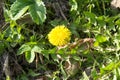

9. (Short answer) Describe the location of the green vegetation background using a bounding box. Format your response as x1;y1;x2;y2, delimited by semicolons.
0;0;120;80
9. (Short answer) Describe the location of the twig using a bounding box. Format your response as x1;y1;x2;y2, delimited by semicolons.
52;2;69;25
69;38;95;49
57;38;95;50
56;2;67;21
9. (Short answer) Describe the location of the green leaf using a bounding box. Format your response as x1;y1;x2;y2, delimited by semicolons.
73;55;81;61
51;54;59;62
17;73;29;80
83;71;89;80
29;0;46;24
70;0;78;11
94;41;99;47
25;51;35;63
115;19;120;26
57;48;66;54
31;45;42;53
84;11;96;24
10;0;32;19
4;8;12;22
10;0;46;24
17;44;31;55
28;69;40;77
94;35;107;47
50;19;61;26
97;16;106;27
91;69;98;79
60;61;67;79
95;35;107;43
103;62;115;71
6;76;10;80
100;61;120;76
24;45;42;63
13;6;29;20
106;17;115;30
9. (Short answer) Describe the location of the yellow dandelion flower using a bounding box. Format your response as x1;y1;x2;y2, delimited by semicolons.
48;25;71;46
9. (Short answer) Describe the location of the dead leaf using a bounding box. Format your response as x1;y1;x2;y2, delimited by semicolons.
111;0;120;8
